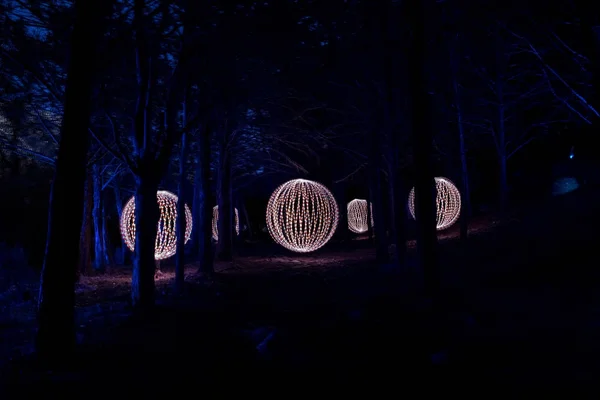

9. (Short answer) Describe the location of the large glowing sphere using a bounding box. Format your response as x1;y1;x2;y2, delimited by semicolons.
347;199;374;234
408;177;461;231
212;206;240;241
266;179;339;253
120;190;193;260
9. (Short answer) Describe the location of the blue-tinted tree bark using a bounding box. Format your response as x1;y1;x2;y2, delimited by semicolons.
175;99;189;293
36;0;114;360
113;184;126;264
196;123;214;276
92;163;105;272
102;198;113;267
78;171;93;277
217;120;233;261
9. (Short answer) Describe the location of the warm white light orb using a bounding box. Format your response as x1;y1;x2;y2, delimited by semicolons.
212;206;240;241
266;179;339;253
120;190;193;260
408;177;461;231
347;199;374;234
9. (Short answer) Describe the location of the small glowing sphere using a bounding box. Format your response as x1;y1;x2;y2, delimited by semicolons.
408;177;461;231
212;206;240;241
347;199;374;234
120;190;193;260
266;178;339;253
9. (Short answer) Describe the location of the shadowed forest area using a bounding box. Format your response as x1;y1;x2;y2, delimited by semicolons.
1;0;600;393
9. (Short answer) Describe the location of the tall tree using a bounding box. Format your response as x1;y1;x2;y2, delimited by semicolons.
408;0;439;296
175;91;189;293
36;0;114;360
216;117;234;261
196;121;214;277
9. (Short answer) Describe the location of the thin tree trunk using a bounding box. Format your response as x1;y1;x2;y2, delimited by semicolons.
102;194;114;267
372;169;389;263
241;200;252;240
113;184;126;264
192;161;202;256
334;183;349;244
197;123;214;276
78;171;93;278
457;96;471;242
36;0;112;360
175;109;189;293
92;164;105;272
451;34;472;243
366;188;374;243
217;122;233;261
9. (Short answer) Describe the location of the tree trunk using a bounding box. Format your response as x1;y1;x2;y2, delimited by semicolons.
389;165;406;264
241;200;252;240
92;164;105;272
217;124;233;261
409;0;438;297
36;0;112;361
113;184;126;264
102;195;114;267
334;183;349;245
380;0;406;266
197;123;214;276
372;168;389;263
366;188;374;243
78;171;93;277
451;34;472;243
131;177;159;311
192;161;202;256
457;98;471;243
175;127;188;293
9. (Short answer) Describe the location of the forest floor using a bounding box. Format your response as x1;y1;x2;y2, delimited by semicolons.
1;187;600;394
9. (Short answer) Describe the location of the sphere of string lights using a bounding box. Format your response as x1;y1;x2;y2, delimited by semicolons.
347;199;374;234
212;206;240;241
408;177;461;231
120;190;193;260
266;178;339;253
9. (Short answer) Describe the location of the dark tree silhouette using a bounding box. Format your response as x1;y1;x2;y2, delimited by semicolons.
175;91;189;293
408;0;439;296
36;0;114;361
195;121;214;277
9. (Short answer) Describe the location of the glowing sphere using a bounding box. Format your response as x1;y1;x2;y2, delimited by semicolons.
212;206;240;241
347;199;374;234
408;177;461;231
266;179;339;253
120;190;193;260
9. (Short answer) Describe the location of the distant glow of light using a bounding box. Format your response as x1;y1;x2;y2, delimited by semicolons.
408;177;461;231
266;179;338;253
552;177;579;196
347;199;374;234
212;206;240;241
120;190;192;260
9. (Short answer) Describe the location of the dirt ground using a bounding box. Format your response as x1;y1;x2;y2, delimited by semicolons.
1;188;600;393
